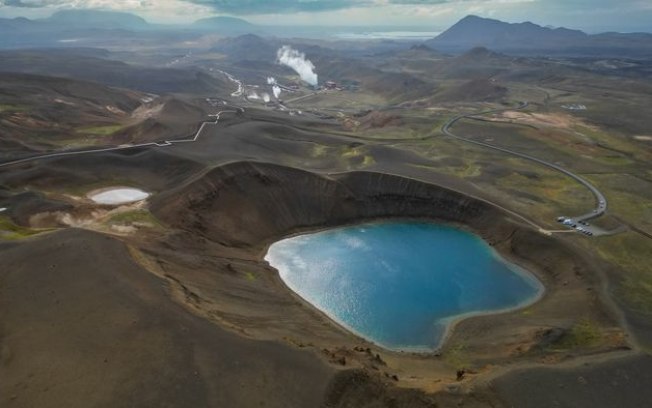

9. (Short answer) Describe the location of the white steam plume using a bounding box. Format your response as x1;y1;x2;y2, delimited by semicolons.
276;45;318;86
262;93;271;103
267;77;277;85
272;85;282;99
247;91;260;100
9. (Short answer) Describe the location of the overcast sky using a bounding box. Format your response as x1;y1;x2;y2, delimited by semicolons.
0;0;650;32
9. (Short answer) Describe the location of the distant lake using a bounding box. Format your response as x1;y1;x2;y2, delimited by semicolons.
266;221;543;351
333;31;441;40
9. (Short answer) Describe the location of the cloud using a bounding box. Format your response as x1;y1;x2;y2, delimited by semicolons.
174;0;511;15
0;0;650;32
184;0;368;14
0;0;213;17
387;0;450;3
0;0;209;11
1;0;65;7
0;0;644;15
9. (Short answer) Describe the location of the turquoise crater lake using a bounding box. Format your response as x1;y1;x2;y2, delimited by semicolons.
265;222;543;351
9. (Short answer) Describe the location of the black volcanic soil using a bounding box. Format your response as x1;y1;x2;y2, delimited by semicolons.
0;229;500;407
0;108;648;407
145;161;620;360
0;229;335;408
0;71;218;160
492;354;652;408
151;161;510;247
0;73;143;159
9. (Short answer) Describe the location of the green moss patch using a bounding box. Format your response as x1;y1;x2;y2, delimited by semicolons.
594;233;652;316
553;319;602;350
76;124;125;136
107;210;162;228
0;103;28;113
0;216;44;240
443;343;469;370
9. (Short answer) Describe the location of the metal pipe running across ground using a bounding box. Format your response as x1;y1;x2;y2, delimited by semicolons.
0;108;243;169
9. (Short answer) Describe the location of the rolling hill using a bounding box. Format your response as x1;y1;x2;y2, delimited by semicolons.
0;73;143;158
0;50;230;95
43;10;149;30
193;16;255;33
0;72;212;159
427;15;652;57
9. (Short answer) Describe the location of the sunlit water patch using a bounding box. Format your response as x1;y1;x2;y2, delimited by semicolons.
266;221;543;351
334;31;441;40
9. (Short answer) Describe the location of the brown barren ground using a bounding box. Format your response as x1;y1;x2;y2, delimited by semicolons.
0;109;648;407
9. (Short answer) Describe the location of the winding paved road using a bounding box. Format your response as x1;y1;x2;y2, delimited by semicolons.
442;102;610;235
0;109;242;169
0;90;614;237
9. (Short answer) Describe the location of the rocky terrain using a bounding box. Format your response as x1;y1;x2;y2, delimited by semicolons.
1;10;651;408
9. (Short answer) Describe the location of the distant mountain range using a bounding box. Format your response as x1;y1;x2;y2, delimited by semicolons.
44;10;149;30
0;10;256;47
1;10;651;58
426;15;652;57
193;16;254;31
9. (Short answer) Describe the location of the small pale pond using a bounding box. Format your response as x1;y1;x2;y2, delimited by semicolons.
89;187;150;205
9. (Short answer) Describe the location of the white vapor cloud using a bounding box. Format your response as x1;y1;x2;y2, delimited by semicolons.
276;45;318;86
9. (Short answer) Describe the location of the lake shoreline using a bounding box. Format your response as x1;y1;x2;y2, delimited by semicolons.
149;161;624;389
265;219;545;353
